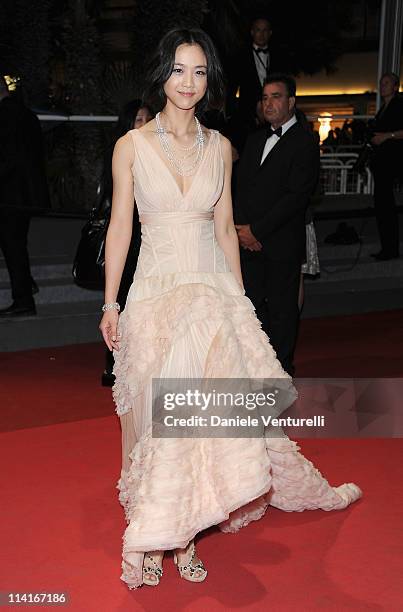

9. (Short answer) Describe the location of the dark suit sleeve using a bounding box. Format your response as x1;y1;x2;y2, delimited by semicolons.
376;95;403;132
250;139;320;242
0;116;18;180
233;134;257;225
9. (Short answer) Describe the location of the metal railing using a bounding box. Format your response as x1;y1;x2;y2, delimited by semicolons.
37;113;376;214
39;116;116;216
320;152;373;195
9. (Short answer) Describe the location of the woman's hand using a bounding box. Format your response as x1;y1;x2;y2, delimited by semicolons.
99;310;121;351
102;133;135;351
371;132;389;146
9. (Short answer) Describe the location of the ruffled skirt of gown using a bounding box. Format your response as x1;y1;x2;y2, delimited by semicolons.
112;271;362;590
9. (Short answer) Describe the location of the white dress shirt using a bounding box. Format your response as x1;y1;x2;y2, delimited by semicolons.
260;114;297;164
253;45;270;87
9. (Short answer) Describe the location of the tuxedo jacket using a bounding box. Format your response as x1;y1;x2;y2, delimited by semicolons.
374;93;403;133
234;122;320;261
227;47;274;121
0;96;50;212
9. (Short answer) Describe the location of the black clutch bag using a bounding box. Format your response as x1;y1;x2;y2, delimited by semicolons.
72;194;111;290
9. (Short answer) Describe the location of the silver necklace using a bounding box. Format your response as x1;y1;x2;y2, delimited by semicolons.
155;112;205;177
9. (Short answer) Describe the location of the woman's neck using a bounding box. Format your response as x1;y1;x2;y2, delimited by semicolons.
160;103;196;136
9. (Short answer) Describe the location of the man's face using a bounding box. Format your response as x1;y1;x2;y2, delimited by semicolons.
251;19;271;48
380;75;399;98
262;82;295;128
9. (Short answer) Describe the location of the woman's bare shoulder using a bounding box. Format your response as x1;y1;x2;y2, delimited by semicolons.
215;132;232;162
115;131;134;149
198;124;230;151
218;132;231;149
138;120;157;136
112;132;135;166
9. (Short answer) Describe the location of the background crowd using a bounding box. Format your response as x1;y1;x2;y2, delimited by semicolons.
0;12;402;366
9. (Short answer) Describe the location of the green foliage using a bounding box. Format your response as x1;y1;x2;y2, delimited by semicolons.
58;1;105;210
0;0;51;107
102;61;138;114
61;1;103;114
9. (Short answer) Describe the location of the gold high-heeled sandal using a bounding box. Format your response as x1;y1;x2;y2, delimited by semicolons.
142;552;164;586
173;541;207;583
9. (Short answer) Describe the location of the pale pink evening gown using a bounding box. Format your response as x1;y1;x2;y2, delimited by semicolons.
112;128;362;589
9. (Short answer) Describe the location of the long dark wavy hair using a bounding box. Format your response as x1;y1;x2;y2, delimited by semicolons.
142;28;225;115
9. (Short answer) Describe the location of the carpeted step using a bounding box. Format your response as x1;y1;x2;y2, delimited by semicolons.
0;301;102;351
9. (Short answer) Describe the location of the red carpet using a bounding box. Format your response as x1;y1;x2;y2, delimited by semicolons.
1;310;403;610
297;309;403;377
1;309;403;432
1;419;402;611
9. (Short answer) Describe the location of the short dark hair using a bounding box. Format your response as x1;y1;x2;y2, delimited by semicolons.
142;28;225;115
263;73;296;97
251;16;272;29
381;72;400;88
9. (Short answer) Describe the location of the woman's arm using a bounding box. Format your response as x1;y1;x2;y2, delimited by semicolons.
99;133;135;350
371;129;403;145
214;135;244;291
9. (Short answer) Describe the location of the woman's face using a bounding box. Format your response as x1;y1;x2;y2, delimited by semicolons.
134;107;152;129
163;43;208;111
380;76;398;99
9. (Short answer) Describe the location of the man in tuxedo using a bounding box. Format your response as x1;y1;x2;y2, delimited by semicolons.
226;17;276;150
234;74;319;375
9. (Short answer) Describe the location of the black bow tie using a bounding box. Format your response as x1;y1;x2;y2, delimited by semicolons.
268;126;282;138
255;47;268;54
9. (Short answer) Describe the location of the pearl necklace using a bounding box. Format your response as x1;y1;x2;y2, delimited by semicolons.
155;112;205;177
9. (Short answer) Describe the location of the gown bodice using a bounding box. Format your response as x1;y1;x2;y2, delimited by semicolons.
129;129;230;278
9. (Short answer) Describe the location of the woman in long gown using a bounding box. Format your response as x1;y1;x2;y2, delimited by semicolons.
99;28;362;590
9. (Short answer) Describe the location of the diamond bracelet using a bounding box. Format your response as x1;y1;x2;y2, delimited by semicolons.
102;302;120;313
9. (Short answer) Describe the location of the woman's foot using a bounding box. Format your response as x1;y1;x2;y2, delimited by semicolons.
142;551;164;586
173;540;207;582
